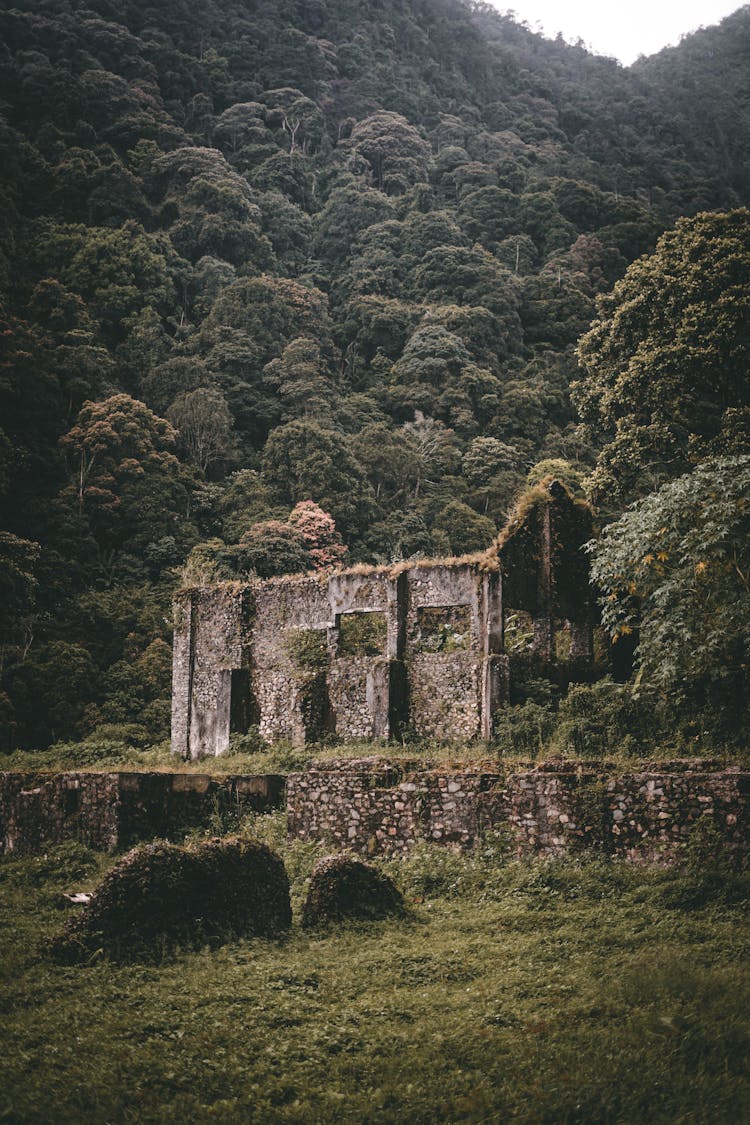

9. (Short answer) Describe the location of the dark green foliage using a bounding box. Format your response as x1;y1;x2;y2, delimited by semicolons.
590;457;750;732
1;0;749;748
554;680;643;758
576;209;750;500
432;499;496;554
338;611;388;657
285;628;328;671
491;699;557;757
302;854;404;927
234;520;312;578
49;838;291;963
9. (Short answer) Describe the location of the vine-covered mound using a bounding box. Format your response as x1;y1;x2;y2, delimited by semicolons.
302;854;404;928
50;838;291;963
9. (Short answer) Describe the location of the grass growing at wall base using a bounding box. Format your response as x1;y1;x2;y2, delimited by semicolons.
1;818;749;1123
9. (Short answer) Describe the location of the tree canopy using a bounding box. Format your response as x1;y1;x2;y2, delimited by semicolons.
590;456;750;726
0;0;749;746
575;209;750;500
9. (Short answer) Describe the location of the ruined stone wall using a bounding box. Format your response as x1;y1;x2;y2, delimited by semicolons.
0;771;284;855
403;563;505;741
4;761;746;864
171;584;255;761
171;481;601;758
172;560;509;757
286;758;750;865
286;758;503;854
0;772;121;854
251;576;331;745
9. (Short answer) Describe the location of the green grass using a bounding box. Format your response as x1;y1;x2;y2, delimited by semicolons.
4;732;747;780
0;735;533;777
1;819;749;1123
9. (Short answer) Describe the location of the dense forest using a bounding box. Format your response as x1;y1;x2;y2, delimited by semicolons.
1;0;749;751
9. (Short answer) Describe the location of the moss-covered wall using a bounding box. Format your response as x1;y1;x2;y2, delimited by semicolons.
287;758;750;865
0;771;285;855
172;561;509;756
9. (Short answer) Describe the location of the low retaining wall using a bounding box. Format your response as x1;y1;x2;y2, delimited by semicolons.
4;760;748;865
286;758;750;864
0;771;285;855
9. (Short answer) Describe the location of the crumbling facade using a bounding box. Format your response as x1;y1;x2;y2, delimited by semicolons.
172;482;596;758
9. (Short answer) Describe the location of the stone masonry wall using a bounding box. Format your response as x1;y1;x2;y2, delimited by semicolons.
4;761;746;865
0;771;284;855
172;584;255;760
172;560;509;757
286;758;750;865
172;481;600;758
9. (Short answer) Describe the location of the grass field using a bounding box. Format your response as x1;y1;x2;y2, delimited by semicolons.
1;814;749;1123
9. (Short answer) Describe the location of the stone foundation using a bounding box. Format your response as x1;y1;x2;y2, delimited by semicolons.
0;771;284;855
286;758;750;864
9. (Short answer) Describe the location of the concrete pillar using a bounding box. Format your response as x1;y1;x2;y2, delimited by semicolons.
213;670;232;757
480;570;506;738
532;505;554;661
367;658;392;739
481;570;503;656
386;572;408;659
481;655;510;740
170;591;194;758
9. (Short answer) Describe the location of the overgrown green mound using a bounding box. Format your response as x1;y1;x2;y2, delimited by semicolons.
50;838;291;963
302;854;404;928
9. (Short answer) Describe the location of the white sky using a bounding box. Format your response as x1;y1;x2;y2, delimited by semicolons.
491;2;743;65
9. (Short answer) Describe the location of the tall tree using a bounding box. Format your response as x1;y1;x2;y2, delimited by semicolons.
590;456;750;726
575;209;750;500
58;394;190;556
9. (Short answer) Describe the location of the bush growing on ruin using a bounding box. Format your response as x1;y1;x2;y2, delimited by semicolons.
50;837;291;962
552;680;642;758
302;854;405;927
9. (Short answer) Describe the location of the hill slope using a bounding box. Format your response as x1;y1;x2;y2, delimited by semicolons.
1;0;748;747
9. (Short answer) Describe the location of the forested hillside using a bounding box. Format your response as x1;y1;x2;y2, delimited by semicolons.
1;0;749;749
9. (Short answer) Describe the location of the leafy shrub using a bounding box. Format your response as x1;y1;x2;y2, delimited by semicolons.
492;700;556;757
42;737;142;767
50;837;291;963
302;854;404;927
284;628;328;670
552;679;642;757
589;456;750;736
337;611;387;657
83;722;152;748
228;726;270;756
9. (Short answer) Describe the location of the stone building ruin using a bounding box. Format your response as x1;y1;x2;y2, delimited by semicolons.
171;480;597;758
